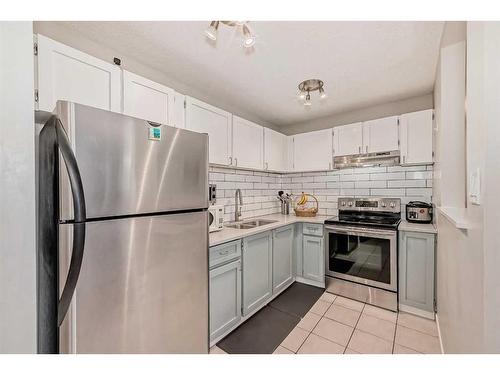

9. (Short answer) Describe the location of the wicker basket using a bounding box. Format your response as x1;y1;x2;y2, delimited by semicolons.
294;193;319;217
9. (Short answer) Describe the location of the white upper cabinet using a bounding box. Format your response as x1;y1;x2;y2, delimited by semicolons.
36;34;121;113
362;116;399;153
185;96;232;166
264;128;287;171
232;116;264;169
333;123;363;156
292;128;333;172
123;70;176;126
399;109;433;165
286;136;294;172
172;92;186;129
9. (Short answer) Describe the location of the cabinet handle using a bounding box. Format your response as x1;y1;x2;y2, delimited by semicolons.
366;145;368;153
329;162;331;169
229;156;233;165
235;158;238;167
402;155;406;164
358;146;361;154
265;162;268;170
219;250;229;256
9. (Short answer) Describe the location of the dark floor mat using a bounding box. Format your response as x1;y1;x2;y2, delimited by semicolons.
217;306;299;354
269;282;325;318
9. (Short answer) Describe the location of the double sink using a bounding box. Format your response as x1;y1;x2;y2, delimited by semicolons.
225;219;278;230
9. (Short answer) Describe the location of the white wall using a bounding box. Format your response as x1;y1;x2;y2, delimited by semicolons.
0;21;37;353
280;94;434;135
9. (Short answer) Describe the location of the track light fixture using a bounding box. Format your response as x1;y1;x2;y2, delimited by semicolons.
297;79;327;106
204;21;219;41
204;21;256;49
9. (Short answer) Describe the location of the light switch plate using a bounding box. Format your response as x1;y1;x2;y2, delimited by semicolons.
469;168;481;205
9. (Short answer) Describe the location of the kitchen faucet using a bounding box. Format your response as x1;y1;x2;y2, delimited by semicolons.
234;189;243;222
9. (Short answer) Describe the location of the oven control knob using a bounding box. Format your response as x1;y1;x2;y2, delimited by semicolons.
348;202;353;207
381;202;387;208
390;202;395;208
341;201;346;206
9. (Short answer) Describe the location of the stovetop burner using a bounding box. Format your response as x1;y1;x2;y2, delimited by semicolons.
324;197;402;230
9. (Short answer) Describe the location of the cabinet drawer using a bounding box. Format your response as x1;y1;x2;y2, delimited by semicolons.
209;240;241;269
302;223;323;237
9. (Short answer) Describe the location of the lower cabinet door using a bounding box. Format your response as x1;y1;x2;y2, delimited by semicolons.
294;223;303;277
272;225;294;295
302;235;324;283
209;259;242;342
242;231;272;316
399;231;435;313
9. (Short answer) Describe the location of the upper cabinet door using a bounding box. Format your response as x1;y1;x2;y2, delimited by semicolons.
36;34;121;113
293;128;333;172
232;116;264;170
400;109;433;165
172;92;186;129
185;96;232;166
333;123;363;156
264;128;287;171
362;116;399;153
123;70;175;126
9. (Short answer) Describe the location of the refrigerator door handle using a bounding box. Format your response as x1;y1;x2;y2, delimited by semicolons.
53;116;87;326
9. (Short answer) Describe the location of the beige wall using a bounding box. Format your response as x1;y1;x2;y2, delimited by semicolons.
480;22;500;353
434;20;483;354
434;21;500;353
0;21;37;353
279;94;434;135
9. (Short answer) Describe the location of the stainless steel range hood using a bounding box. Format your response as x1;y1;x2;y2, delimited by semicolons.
333;150;400;169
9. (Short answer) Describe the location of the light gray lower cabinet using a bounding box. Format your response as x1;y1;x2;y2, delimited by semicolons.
399;231;435;314
294;223;303;277
209;259;242;342
302;234;324;283
242;231;273;316
272;225;294;295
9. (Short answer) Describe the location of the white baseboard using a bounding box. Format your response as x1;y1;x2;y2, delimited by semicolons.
435;313;445;354
399;304;435;320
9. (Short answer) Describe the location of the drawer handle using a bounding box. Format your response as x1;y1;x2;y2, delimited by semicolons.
219;250;229;256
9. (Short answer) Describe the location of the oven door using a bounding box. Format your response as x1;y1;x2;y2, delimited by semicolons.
325;225;397;292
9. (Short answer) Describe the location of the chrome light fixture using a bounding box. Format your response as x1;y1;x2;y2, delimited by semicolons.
297;79;327;106
242;24;256;48
204;21;256;48
204;21;219;41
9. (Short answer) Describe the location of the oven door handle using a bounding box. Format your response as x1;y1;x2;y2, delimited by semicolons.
325;225;396;238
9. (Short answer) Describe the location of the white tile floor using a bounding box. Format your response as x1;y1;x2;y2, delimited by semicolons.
210;292;442;355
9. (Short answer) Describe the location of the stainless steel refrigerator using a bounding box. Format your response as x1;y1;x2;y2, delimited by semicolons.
36;101;209;354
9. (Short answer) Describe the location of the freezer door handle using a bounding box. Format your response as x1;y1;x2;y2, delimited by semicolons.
53;116;87;326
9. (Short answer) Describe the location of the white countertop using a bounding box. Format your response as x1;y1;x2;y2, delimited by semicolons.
209;213;330;247
398;219;437;234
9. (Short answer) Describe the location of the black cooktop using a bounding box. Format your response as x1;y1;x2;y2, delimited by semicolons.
324;211;401;229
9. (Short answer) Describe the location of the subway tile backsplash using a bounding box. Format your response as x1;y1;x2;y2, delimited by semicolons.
209;164;433;222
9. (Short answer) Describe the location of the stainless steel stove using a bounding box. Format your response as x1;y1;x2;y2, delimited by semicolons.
324;197;401;311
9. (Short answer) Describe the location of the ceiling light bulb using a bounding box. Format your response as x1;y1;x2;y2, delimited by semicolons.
304;93;312;106
242;24;256;48
204;21;219;41
319;87;327;99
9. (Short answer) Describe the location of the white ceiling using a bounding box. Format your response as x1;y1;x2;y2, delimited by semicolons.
60;21;444;128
